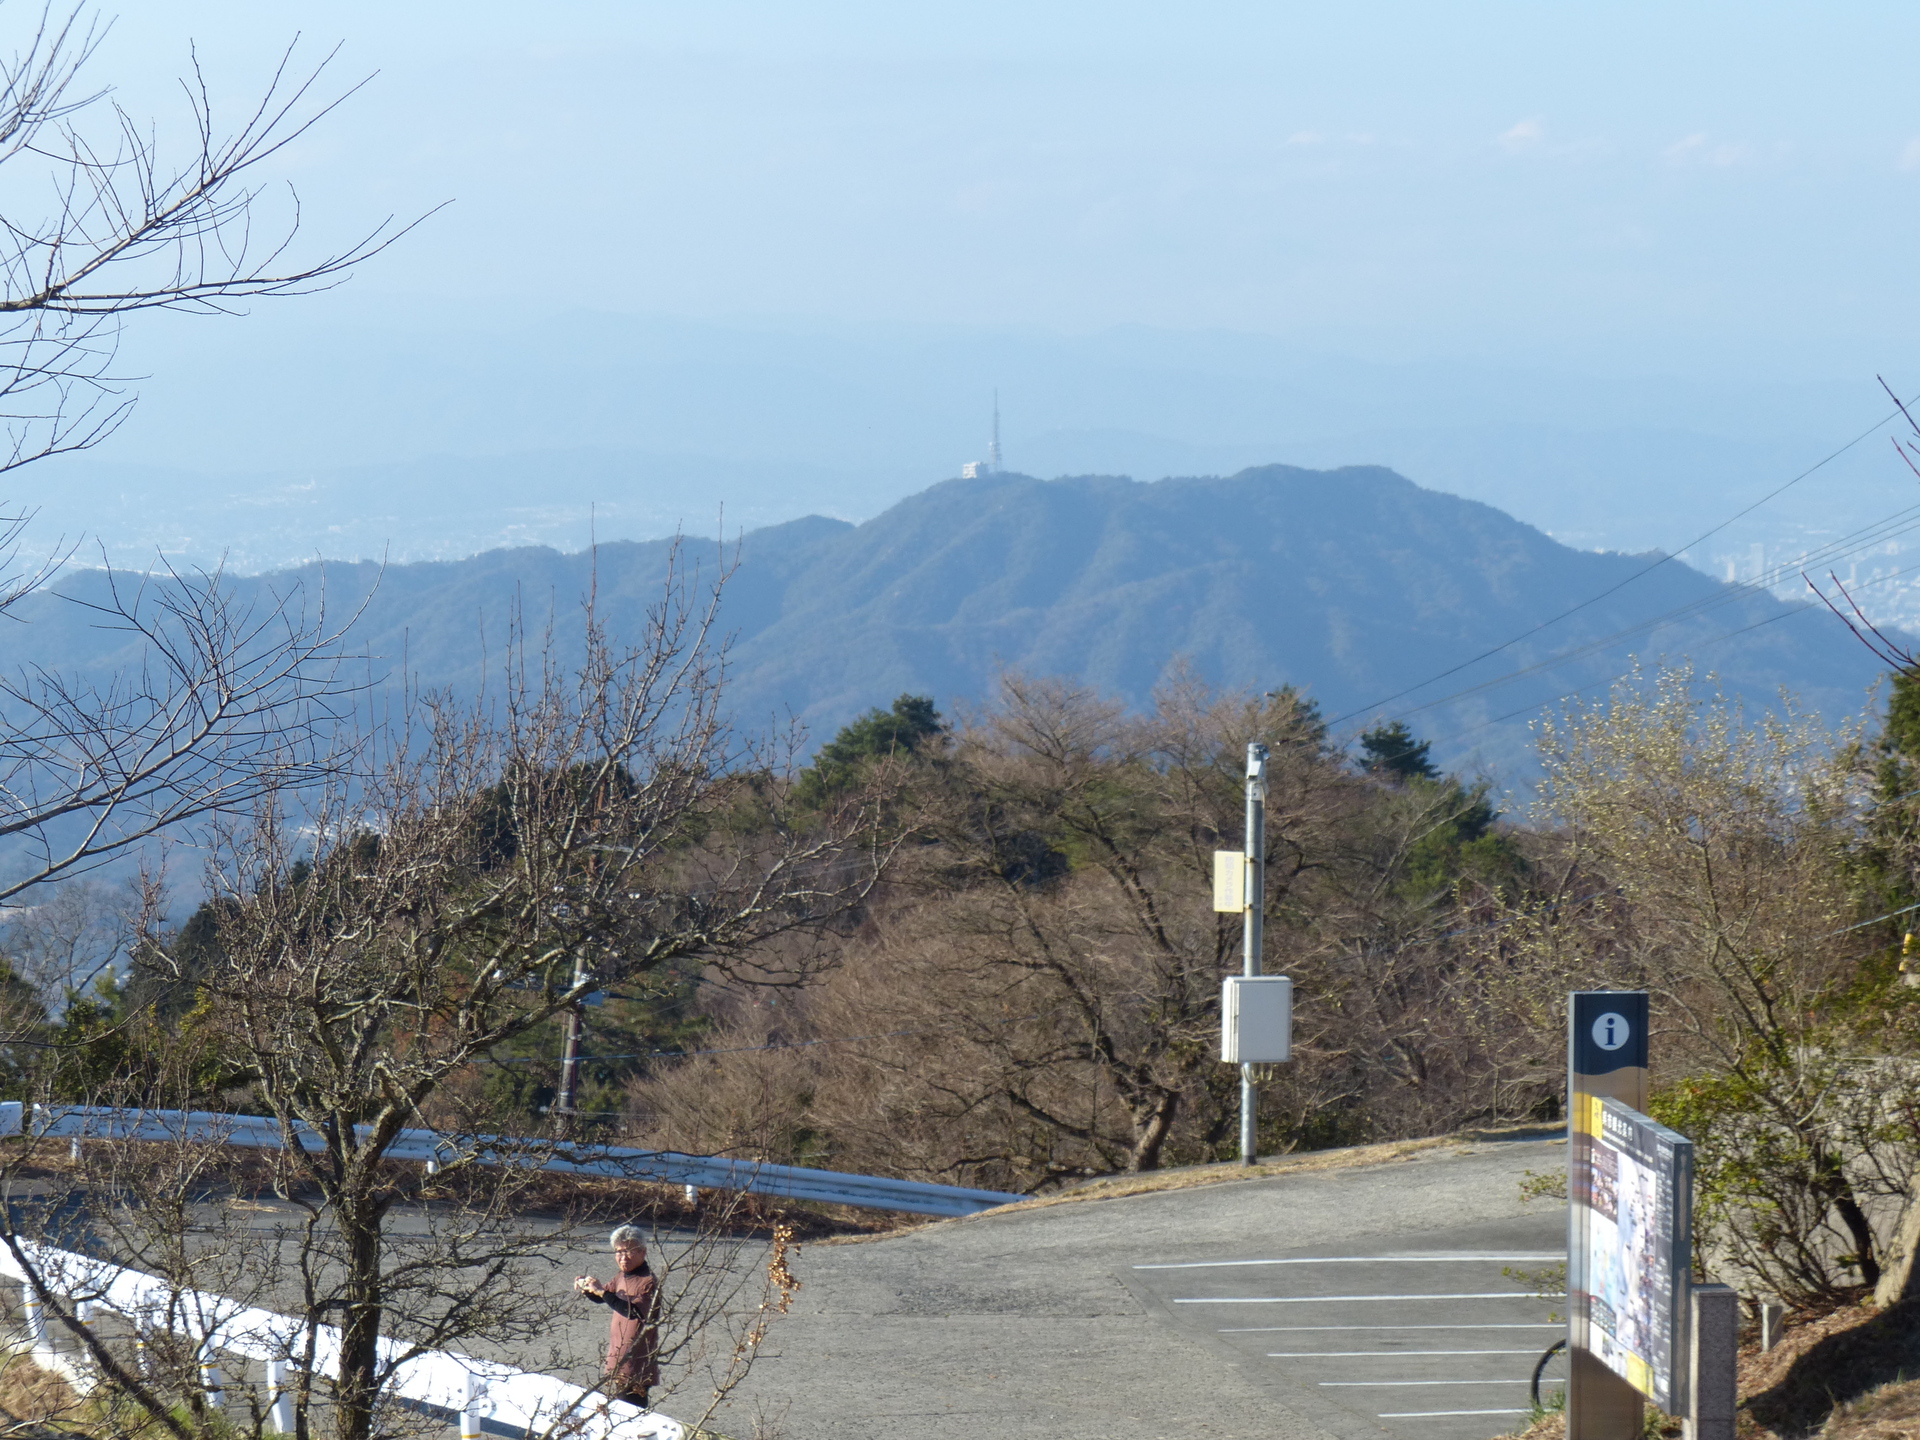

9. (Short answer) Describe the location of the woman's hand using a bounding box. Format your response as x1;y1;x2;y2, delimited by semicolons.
574;1275;604;1298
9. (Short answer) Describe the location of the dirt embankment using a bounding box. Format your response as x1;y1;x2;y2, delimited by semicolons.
1506;1295;1920;1439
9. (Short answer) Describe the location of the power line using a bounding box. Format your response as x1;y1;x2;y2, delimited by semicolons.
1369;488;1920;736
1441;540;1920;749
1439;607;1806;747
480;1006;1070;1068
1329;401;1915;728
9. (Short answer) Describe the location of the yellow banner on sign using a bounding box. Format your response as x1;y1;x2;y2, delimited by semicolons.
1626;1352;1655;1398
1572;1092;1604;1136
1213;850;1246;913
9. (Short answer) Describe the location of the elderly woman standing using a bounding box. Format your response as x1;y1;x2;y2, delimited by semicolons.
573;1225;662;1409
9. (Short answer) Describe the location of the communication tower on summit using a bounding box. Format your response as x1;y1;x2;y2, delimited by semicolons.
961;392;1005;480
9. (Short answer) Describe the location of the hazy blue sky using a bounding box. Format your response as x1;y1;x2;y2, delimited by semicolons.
17;0;1920;581
85;2;1920;374
15;2;1920;771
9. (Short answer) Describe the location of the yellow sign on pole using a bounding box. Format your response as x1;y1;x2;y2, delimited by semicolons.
1212;849;1246;912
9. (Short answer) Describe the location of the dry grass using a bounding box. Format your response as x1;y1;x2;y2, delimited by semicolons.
1500;1296;1920;1439
1740;1297;1920;1438
1500;1415;1682;1439
816;1126;1564;1245
0;1349;84;1433
1819;1379;1920;1438
1819;1379;1920;1439
1506;1417;1566;1440
979;1124;1561;1209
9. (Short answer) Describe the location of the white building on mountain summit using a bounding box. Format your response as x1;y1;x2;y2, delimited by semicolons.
962;393;1003;479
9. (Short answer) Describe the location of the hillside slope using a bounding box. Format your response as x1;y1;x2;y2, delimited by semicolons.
6;465;1885;777
720;465;1874;767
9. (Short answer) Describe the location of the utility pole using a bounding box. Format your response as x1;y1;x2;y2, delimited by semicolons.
1240;741;1268;1165
554;957;586;1134
557;777;609;1135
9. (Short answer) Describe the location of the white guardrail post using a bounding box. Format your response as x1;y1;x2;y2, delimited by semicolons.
198;1340;224;1410
0;1097;1018;1439
266;1357;296;1434
20;1289;45;1357
461;1370;485;1440
0;1225;689;1440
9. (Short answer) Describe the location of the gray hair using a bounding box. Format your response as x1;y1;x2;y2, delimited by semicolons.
609;1225;645;1250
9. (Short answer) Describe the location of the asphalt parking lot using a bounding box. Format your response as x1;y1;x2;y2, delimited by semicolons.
712;1134;1569;1440
1123;1212;1569;1440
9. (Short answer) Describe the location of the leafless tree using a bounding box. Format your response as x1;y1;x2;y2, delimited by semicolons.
0;875;129;995
636;672;1429;1187
1450;666;1910;1305
68;553;890;1440
0;2;417;903
0;557;364;904
0;5;419;475
0;1111;808;1440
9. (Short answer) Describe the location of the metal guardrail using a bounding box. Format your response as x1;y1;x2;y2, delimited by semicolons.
0;1233;683;1440
0;1104;1024;1219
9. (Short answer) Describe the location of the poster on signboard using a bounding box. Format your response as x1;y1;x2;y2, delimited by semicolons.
1570;1094;1693;1411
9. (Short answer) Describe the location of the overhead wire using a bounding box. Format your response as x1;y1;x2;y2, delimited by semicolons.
1361;477;1920;735
1434;553;1920;753
1440;607;1808;746
495;459;1920;1077
479;1004;1071;1067
1328;397;1920;729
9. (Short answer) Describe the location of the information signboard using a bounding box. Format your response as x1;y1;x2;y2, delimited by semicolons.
1570;1093;1693;1411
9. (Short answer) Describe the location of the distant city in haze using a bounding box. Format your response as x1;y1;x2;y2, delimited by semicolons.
32;307;1920;634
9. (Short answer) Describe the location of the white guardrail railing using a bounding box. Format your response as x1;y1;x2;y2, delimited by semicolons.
0;1231;684;1440
3;1103;1024;1219
0;1102;1024;1440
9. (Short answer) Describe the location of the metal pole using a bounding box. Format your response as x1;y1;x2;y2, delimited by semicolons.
461;1371;486;1440
1240;742;1268;1165
555;959;585;1132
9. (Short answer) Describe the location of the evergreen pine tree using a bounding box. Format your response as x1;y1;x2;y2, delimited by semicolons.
1358;720;1440;782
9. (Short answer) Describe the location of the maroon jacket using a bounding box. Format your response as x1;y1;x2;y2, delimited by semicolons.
585;1264;661;1389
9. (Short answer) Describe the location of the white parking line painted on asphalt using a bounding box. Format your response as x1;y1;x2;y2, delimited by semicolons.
1177;1291;1560;1303
1378;1409;1527;1419
1129;1214;1568;1440
1319;1380;1532;1387
1266;1349;1544;1358
1220;1323;1562;1332
1136;1253;1562;1270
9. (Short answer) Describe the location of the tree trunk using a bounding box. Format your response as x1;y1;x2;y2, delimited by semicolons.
1875;1184;1920;1306
334;1201;386;1440
1128;1091;1179;1172
1812;1141;1880;1290
1835;1191;1882;1290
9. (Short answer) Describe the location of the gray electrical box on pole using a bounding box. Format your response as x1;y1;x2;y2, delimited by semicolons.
1222;975;1292;1062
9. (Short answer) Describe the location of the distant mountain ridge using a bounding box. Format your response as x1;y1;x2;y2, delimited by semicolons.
6;465;1888;780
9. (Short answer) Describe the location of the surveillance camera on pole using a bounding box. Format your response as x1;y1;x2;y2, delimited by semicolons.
1215;741;1291;1165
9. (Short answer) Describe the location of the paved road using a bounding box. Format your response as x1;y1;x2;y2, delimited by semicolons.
35;1134;1568;1439
602;1134;1574;1440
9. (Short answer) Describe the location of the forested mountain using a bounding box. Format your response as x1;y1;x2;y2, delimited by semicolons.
9;464;1889;776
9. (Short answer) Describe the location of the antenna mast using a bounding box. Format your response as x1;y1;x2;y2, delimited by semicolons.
988;390;1002;473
